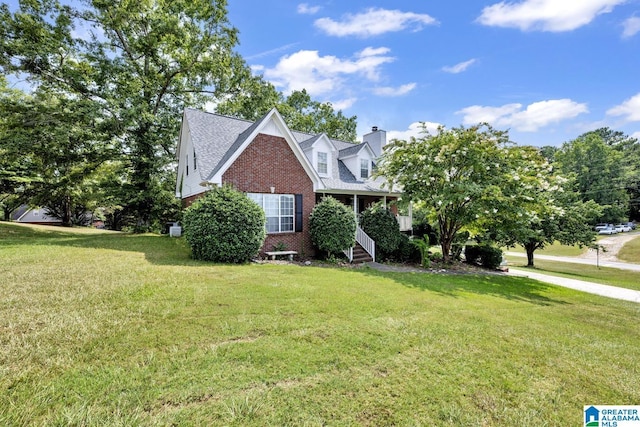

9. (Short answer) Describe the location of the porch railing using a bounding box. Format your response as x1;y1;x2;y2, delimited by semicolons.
344;246;353;262
356;226;375;263
396;215;412;232
343;226;376;263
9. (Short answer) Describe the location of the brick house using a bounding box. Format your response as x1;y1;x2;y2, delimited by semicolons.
175;108;410;261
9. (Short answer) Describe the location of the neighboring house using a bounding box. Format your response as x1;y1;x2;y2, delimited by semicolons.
11;205;63;225
175;107;410;261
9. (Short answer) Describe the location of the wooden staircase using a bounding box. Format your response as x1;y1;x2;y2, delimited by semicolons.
351;242;373;263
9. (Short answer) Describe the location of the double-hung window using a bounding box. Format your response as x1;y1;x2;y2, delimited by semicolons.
248;193;295;233
360;159;370;179
317;152;328;175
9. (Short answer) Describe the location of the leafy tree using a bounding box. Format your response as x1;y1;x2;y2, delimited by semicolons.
309;196;356;257
484;146;601;267
378;123;522;263
1;86;111;226
555;133;628;223
0;0;245;230
581;127;640;221
0;76;37;220
217;86;358;142
182;185;265;263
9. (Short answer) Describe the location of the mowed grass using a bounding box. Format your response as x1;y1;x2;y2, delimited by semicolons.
618;234;640;263
1;223;640;426
506;241;587;257
506;257;640;291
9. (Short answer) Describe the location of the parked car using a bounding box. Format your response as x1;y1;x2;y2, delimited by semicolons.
598;226;619;235
627;222;637;230
594;223;609;231
615;224;632;232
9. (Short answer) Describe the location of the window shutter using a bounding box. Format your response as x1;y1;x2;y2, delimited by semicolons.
295;194;303;232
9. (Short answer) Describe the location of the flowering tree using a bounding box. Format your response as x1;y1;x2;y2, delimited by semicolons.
378;123;521;263
485;146;601;266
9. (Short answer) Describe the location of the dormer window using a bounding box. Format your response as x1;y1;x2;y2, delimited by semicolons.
318;152;328;175
360;159;370;179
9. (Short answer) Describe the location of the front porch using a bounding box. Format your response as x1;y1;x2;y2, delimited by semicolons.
315;193;412;232
316;192;412;263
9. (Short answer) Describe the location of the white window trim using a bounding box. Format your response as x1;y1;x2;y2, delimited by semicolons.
317;151;328;175
360;158;370;179
248;193;295;234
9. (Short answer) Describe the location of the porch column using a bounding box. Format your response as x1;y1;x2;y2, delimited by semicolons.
383;195;387;208
353;194;358;216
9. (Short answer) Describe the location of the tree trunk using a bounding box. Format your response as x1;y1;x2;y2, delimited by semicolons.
524;242;536;267
441;239;452;264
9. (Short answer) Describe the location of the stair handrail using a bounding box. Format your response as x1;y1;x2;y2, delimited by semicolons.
343;246;353;262
356;226;375;263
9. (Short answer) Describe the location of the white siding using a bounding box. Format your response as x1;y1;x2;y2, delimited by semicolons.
176;121;206;199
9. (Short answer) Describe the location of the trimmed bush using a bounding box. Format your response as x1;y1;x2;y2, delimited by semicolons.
464;244;503;269
392;234;422;263
309;196;356;256
182;185;266;263
360;203;403;260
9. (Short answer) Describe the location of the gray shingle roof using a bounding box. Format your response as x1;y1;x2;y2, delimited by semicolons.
182;108;398;194
319;161;391;192
183;108;254;182
338;142;367;159
299;134;324;151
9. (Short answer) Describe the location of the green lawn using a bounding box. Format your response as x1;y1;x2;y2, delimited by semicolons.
2;222;639;426
506;257;640;291
618;234;640;263
506;240;587;257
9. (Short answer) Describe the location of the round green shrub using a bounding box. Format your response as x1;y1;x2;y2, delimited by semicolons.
360;203;403;260
464;244;503;269
392;234;422;263
309;196;356;256
182;185;266;263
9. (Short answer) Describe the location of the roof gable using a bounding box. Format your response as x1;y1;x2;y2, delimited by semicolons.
300;133;337;152
338;142;376;160
181;109;253;182
206;108;324;190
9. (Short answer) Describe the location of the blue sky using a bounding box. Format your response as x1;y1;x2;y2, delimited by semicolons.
227;0;640;146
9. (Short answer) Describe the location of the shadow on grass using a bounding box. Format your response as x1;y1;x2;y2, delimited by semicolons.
0;222;195;266
356;266;569;306
0;222;572;305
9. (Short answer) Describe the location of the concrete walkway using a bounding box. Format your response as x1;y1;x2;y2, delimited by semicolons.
507;268;640;303
506;252;640;272
365;261;640;304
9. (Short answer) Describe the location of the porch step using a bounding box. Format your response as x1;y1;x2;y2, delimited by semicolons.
352;243;373;264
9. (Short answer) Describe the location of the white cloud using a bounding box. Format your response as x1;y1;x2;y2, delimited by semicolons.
631;131;640;140
388;121;442;141
372;83;417;97
457;99;589;131
314;8;438;38
457;103;522;124
297;3;321;15
262;47;395;96
622;16;640;38
477;0;624;32
442;59;477;74
607;93;640;121
331;98;358;110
